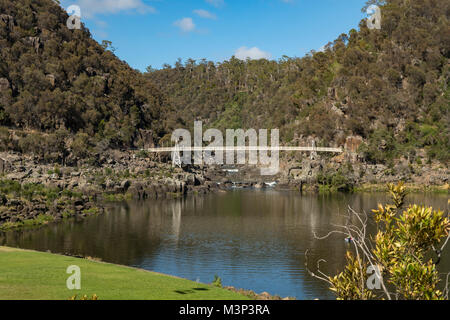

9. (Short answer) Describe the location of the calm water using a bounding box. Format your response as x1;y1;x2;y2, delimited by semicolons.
1;190;448;300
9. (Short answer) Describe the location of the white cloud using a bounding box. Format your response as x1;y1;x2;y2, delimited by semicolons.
174;18;196;32
193;9;217;20
95;20;108;28
234;47;271;60
71;0;156;18
93;29;109;39
205;0;224;8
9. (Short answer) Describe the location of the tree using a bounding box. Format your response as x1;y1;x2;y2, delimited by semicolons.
308;182;450;300
100;40;116;53
70;132;91;161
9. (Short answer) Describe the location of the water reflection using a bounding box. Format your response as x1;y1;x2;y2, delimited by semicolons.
0;190;448;300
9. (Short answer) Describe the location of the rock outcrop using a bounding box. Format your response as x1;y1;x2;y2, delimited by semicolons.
0;77;10;91
0;14;15;31
0;157;11;174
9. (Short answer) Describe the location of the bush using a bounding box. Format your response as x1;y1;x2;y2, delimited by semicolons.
71;132;91;160
0;127;11;151
317;168;354;192
212;275;223;288
310;182;450;300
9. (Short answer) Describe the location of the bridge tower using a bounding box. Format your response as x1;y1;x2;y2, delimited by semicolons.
310;140;318;160
172;140;182;168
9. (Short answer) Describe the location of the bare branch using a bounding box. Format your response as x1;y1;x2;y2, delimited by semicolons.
304;249;332;285
444;272;450;300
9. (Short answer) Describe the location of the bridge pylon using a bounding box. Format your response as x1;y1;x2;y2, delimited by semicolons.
172;141;182;168
310;141;318;160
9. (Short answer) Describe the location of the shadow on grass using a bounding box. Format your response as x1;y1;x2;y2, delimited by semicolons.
174;290;190;295
174;287;210;295
193;288;209;291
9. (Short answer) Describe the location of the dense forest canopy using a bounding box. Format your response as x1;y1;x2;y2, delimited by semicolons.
0;0;448;166
147;0;449;165
0;0;170;160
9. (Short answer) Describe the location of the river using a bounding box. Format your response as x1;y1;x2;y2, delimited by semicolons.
1;190;448;300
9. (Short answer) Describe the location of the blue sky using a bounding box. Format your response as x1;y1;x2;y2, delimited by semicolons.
61;0;369;71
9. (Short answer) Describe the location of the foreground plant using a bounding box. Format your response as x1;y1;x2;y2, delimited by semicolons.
68;294;99;300
307;182;450;300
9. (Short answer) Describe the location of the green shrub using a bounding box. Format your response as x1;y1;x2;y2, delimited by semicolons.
314;183;450;300
212;275;223;288
317;169;354;193
136;150;149;158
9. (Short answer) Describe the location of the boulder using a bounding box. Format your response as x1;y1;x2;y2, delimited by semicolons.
345;135;363;153
254;183;265;189
194;174;205;186
46;74;55;87
23;36;42;53
121;180;131;191
259;292;271;300
331;104;344;116
7;170;31;180
102;179;114;189
137;129;155;149
0;78;10;91
128;182;146;200
0;158;11;174
85;67;96;76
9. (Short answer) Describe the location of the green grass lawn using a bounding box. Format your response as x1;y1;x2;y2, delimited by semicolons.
0;246;249;300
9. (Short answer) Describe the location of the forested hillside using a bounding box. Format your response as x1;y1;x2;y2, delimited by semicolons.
147;0;449;165
0;0;170;163
0;0;448;167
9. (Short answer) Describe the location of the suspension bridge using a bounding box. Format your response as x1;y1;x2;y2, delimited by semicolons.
142;142;343;167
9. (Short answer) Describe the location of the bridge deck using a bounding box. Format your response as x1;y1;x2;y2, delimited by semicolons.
144;146;343;153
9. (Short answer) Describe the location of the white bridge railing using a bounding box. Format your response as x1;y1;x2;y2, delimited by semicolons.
143;146;343;153
143;144;343;168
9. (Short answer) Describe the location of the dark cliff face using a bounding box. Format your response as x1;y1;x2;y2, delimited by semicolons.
0;0;168;151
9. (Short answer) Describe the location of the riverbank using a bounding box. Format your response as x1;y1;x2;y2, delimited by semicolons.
0;150;448;231
0;246;249;300
0;150;218;230
353;183;449;193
